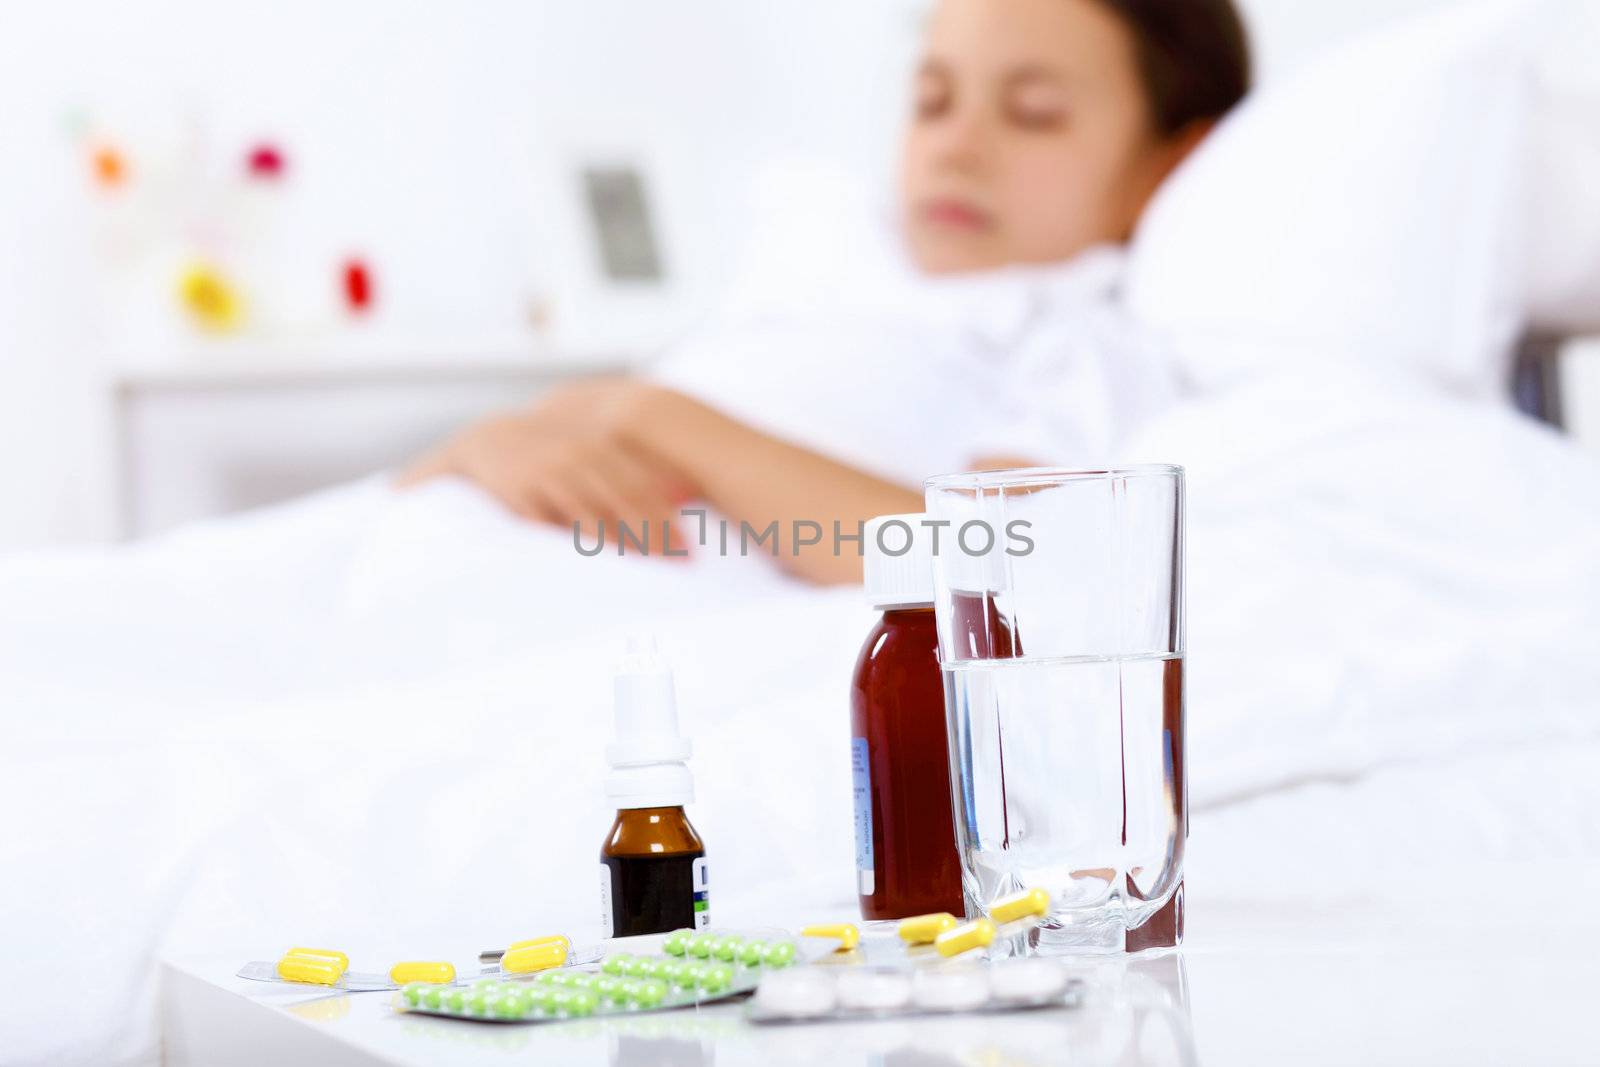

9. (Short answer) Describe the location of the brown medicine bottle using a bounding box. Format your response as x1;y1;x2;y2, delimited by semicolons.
851;514;963;920
599;638;709;937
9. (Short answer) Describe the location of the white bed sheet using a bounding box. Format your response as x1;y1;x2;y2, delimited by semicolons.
3;375;1599;1065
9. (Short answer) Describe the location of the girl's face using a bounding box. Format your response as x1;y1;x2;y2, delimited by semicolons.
901;0;1190;274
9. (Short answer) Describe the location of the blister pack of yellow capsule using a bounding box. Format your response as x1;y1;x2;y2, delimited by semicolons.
237;936;600;993
397;929;828;1023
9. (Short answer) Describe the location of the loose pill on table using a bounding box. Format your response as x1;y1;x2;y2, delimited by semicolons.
739;940;768;967
990;887;1051;924
276;956;343;986
763;940;797;968
662;928;695;956
287;947;350;971
911;967;991;1012
389;961;456;986
837;969;913;1011
800;923;860;951
752;969;837;1017
934;918;996;958
898;912;959;944
501;941;567;974
989;958;1070;1003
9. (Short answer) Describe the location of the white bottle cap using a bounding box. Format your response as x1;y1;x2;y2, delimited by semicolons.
606;635;695;809
863;513;936;610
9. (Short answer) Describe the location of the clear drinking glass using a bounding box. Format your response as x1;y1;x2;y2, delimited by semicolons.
925;466;1186;954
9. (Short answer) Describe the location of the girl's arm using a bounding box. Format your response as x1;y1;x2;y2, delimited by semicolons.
622;383;922;584
400;377;921;585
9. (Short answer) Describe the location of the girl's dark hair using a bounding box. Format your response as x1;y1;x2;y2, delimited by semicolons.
1096;0;1252;135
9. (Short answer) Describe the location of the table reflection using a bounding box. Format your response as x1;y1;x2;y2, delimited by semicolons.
602;953;1196;1067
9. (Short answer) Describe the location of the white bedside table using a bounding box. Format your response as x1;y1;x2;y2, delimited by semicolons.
109;344;630;539
159;898;1600;1066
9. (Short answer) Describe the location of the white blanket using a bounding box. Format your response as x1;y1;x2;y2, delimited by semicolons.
3;367;1599;1065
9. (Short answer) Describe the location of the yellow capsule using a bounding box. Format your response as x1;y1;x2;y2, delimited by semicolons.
500;940;568;974
388;961;456;985
897;912;959;945
800;923;860;952
934;918;996;958
508;934;571;955
286;947;350;971
276;955;344;986
990;887;1051;924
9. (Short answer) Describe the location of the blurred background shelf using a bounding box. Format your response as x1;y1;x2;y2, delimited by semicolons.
111;346;631;539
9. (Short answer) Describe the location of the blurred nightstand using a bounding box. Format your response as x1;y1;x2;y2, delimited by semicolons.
110;344;630;539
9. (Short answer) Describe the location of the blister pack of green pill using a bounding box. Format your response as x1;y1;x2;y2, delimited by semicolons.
396;928;816;1023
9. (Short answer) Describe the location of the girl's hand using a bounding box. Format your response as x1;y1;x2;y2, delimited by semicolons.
397;379;695;551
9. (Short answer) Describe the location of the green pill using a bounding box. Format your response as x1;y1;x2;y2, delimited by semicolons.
662;929;694;956
700;963;734;994
633;979;668;1009
594;975;620;1001
463;991;488;1015
623;956;653;978
472;977;505;993
569;972;599;991
712;936;745;962
677;961;706;985
656;960;684;986
601;954;630;976
687;934;715;959
763;941;797;968
402;982;425;1006
566;989;599;1017
421;985;447;1010
494;991;528;1019
739;940;768;967
443;987;467;1012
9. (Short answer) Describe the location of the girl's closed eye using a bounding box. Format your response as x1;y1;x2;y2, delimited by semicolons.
915;67;954;120
1005;78;1070;131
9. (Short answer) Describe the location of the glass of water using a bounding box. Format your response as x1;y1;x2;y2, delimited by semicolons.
925;466;1185;954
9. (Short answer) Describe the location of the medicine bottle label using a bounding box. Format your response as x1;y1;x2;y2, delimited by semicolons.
851;737;875;895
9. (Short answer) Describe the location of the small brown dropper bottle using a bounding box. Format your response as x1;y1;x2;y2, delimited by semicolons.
599;637;708;937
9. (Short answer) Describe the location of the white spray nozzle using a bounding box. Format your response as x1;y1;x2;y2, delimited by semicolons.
606;635;694;808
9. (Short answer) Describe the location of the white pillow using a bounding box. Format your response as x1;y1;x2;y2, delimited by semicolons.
1124;1;1544;397
1523;0;1600;332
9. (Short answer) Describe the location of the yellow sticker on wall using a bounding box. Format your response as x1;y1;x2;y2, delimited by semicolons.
178;262;244;332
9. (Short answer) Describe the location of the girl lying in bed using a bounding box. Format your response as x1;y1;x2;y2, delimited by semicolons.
400;0;1250;584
